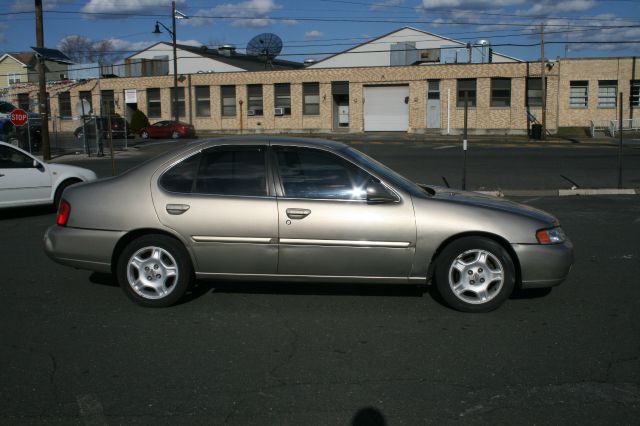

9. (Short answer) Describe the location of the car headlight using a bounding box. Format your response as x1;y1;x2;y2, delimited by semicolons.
536;226;567;244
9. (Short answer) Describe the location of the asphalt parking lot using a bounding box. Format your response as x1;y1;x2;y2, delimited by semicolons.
1;190;639;424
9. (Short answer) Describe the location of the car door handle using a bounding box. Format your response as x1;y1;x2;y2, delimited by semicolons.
286;208;311;219
166;204;190;215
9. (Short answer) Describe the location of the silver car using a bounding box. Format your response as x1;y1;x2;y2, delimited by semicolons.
43;137;573;312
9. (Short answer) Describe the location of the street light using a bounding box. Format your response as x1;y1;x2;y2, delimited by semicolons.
153;1;187;124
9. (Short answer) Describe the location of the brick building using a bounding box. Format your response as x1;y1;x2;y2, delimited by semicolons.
4;56;639;136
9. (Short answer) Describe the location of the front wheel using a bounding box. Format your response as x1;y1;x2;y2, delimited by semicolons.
171;130;180;139
141;131;149;139
434;237;515;313
117;235;193;307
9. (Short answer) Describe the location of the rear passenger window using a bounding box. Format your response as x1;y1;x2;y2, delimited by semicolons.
159;146;267;197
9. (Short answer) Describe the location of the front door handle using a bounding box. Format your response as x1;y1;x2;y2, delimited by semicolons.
286;208;311;220
166;204;190;215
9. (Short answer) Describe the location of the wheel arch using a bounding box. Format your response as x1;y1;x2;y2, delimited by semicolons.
111;228;196;275
53;177;83;203
427;231;522;286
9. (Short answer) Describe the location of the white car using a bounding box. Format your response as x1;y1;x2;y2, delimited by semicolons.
0;141;97;209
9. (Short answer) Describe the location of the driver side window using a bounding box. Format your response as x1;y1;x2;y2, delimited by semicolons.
0;145;33;169
274;146;373;200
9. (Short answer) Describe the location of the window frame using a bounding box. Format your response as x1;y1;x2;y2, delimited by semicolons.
569;80;589;109
221;85;236;117
247;84;264;116
490;77;511;107
58;91;72;119
147;88;162;118
195;85;211;117
274;83;291;115
597;80;617;109
303;82;320;115
456;79;476;107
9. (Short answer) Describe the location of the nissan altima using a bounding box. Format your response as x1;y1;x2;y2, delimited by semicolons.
43;137;573;312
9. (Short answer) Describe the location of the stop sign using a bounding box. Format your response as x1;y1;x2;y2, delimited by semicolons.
9;108;29;126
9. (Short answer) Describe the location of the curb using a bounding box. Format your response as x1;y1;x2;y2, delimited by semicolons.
477;189;638;197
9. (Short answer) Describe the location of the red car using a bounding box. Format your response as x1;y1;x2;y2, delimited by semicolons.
140;121;196;139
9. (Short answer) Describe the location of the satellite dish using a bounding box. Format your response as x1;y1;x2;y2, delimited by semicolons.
75;99;92;116
246;33;283;68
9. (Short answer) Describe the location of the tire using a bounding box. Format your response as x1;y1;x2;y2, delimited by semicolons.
116;235;193;307
434;236;515;313
141;131;149;139
53;179;80;210
171;131;180;139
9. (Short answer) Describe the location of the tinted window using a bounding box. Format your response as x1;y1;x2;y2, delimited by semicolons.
159;152;202;193
0;145;33;169
159;147;267;197
195;147;266;196
275;147;371;200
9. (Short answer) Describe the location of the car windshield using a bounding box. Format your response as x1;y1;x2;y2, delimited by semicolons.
339;146;430;198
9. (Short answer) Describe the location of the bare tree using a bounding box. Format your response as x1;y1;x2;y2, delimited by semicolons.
59;36;121;64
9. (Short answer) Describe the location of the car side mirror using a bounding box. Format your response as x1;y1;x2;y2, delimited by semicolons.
33;160;44;172
366;181;397;204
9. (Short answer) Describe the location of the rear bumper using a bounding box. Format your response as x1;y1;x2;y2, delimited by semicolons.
43;225;125;273
512;240;574;288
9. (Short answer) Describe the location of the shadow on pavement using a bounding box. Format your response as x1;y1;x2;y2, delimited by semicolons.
0;205;55;220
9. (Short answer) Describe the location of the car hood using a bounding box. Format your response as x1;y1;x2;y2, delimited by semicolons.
421;185;558;225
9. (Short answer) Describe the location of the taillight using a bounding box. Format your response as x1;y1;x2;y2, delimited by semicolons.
57;200;71;226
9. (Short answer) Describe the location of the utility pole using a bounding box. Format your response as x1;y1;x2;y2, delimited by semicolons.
35;0;51;160
540;23;547;141
172;0;179;123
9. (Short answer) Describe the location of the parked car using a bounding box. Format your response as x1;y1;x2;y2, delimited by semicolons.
0;141;97;209
74;116;130;140
43;137;573;311
140;121;196;139
0;101;42;152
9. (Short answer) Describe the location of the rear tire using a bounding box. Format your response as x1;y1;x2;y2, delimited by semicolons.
117;235;193;307
434;236;515;313
141;131;149;139
171;131;180;139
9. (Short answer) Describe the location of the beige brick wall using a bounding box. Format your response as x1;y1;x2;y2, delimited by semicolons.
7;57;638;134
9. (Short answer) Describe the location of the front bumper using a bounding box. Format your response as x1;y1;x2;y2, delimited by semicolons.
512;240;574;288
43;225;125;273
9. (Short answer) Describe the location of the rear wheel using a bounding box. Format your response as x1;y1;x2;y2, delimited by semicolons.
171;130;180;139
141;131;149;139
435;236;515;313
117;235;193;307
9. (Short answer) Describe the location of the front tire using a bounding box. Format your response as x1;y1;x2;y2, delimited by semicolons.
434;237;515;313
171;130;180;139
141;131;149;139
117;235;193;307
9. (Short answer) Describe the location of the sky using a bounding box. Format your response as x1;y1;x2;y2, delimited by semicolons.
1;0;639;64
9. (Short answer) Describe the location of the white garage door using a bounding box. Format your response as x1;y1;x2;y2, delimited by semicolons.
364;85;409;131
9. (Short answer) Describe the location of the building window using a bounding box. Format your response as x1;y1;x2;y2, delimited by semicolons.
526;78;542;107
101;90;115;115
221;85;236;117
247;84;263;116
7;73;21;85
79;91;92;115
597;80;617;109
570;81;589;108
58;92;72;119
17;93;30;111
457;79;476;107
632;80;640;107
195;86;210;117
147;88;161;118
171;87;185;118
491;78;511;107
274;83;291;115
303;82;320;115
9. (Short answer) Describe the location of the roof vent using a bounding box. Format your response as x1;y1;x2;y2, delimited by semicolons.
218;45;236;56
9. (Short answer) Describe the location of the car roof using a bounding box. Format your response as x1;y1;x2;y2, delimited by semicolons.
188;136;349;151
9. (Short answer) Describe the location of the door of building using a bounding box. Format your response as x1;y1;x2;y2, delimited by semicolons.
427;80;441;129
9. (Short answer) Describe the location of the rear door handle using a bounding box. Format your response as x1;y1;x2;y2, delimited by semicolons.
166;204;190;215
286;208;311;219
